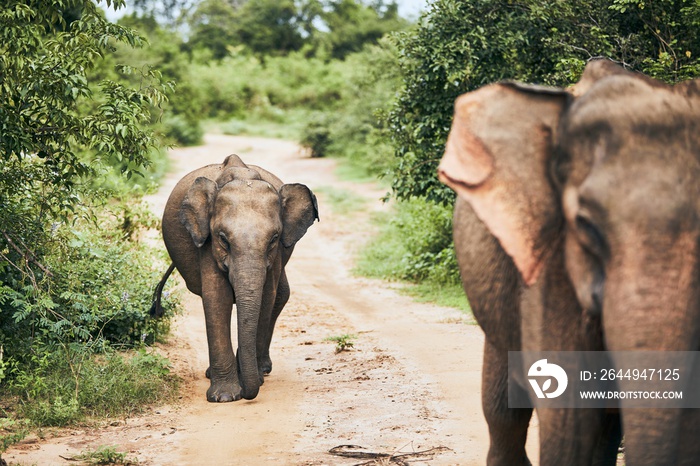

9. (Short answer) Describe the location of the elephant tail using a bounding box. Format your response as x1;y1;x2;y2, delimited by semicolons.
149;263;176;318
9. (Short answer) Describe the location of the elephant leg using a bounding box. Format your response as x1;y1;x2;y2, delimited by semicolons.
678;409;700;464
591;410;622;466
537;407;616;466
201;258;241;402
257;270;289;375
482;339;532;466
453;198;530;463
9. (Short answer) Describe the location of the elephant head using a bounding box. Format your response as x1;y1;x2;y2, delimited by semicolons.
439;59;700;464
179;163;318;400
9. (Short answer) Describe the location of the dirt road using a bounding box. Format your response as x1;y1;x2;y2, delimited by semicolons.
6;135;538;465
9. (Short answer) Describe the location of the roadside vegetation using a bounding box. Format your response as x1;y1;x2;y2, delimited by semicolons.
74;445;138;465
313;186;368;216
0;0;179;455
2;0;700;457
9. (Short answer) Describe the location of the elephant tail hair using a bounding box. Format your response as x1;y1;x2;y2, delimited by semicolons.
149;263;176;318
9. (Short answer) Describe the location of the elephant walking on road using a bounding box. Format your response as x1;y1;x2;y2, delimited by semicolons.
151;154;319;402
439;59;700;465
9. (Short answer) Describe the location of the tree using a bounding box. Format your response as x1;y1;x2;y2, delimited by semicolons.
131;0;199;24
320;0;407;59
0;0;171;381
233;0;305;57
607;0;700;81
388;0;700;204
185;0;239;60
1;0;168;217
183;0;409;60
389;0;557;204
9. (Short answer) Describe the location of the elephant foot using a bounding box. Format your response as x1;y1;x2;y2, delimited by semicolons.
206;379;242;403
259;357;272;376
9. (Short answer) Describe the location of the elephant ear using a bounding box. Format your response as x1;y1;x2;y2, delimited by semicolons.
438;82;569;286
280;184;319;248
179;177;218;248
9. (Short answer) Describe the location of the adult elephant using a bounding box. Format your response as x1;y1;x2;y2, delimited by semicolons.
439;59;700;465
151;154;319;402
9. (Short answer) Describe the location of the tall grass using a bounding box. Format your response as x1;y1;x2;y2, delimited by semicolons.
14;350;178;426
313;186;368;216
355;198;469;312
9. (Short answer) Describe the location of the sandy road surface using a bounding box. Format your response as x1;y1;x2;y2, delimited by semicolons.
5;135;538;465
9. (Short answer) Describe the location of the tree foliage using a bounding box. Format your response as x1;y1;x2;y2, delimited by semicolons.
113;14;203;145
234;0;306;57
0;0;170;216
319;0;408;59
184;0;408;60
130;0;200;23
388;0;700;203
0;0;177;423
185;0;239;60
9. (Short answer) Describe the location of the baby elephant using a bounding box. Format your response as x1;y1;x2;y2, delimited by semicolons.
151;154;319;402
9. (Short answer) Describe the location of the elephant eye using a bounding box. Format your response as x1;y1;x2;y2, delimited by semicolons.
269;233;279;249
219;232;230;250
575;214;607;259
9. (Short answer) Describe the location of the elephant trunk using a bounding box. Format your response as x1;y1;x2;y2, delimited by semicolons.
619;409;682;465
230;264;266;400
603;238;700;464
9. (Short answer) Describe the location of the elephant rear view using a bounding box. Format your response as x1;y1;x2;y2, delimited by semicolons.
152;154;318;402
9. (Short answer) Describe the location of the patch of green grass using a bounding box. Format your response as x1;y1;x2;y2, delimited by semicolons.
333;157;386;185
354;199;471;314
403;282;471;313
75;445;136;465
9;350;179;428
356;230;470;312
0;418;29;455
324;334;356;353
314;186;368;216
354;211;403;277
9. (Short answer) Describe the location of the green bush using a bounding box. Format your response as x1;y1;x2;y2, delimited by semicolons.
160;113;204;146
300;115;332;158
14;349;178;426
0;202;177;369
0;191;179;431
186;51;345;120
49;223;175;347
356;197;467;310
356;197;459;284
314;39;401;177
0;3;182;453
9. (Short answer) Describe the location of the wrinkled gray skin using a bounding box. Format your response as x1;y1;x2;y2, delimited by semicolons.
155;154;318;402
439;59;700;465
